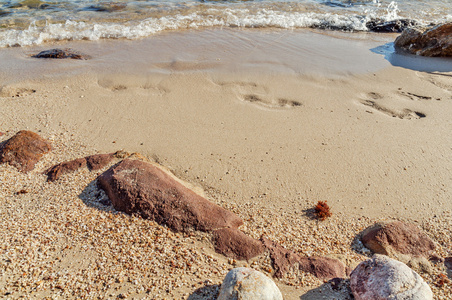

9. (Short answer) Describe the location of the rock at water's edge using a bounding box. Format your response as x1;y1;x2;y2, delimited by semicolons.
395;23;452;57
33;48;90;60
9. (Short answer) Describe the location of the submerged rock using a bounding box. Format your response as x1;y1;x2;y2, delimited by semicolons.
33;48;90;60
83;2;127;12
261;237;346;280
98;159;243;232
394;23;452;57
366;19;418;33
217;267;283;300
0;130;51;172
350;255;433;300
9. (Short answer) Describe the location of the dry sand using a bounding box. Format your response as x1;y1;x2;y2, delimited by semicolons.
1;28;452;299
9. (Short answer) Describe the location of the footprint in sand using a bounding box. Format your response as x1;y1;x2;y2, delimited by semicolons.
0;86;36;98
360;96;426;119
218;81;302;109
398;90;435;101
243;94;302;109
97;79;168;95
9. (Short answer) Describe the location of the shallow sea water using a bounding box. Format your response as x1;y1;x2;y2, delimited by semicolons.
0;0;451;47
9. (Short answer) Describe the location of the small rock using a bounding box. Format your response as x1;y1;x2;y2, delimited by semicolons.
45;158;87;182
0;130;51;172
366;19;418;33
261;237;345;279
33;48;90;60
350;255;433;300
217;267;283;300
213;228;264;260
361;221;435;258
45;153;115;182
394;23;452;57
98;159;243;232
85;153;115;170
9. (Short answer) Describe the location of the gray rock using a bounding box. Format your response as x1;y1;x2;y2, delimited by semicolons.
218;267;283;300
350;255;433;300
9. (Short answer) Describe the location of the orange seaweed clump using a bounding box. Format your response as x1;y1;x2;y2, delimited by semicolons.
315;201;332;221
435;273;450;287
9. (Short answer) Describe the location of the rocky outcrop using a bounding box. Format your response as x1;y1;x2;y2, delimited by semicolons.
394;23;452;57
213;228;264;261
45;153;115;182
217;267;283;300
33;48;90;60
366;19;418;33
350;255;433;300
261;237;346;280
0;130;51;172
361;221;435;258
98;159;243;233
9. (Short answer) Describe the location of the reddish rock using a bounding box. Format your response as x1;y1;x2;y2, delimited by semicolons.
45;153;115;182
97;159;243;232
261;237;346;280
395;23;452;57
213;228;264;260
45;158;87;182
0;130;51;172
361;221;435;258
86;153;114;170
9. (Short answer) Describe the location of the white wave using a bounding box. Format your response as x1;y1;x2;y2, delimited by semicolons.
0;7;404;47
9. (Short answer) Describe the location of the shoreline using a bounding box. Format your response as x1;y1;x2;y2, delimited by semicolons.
1;28;452;299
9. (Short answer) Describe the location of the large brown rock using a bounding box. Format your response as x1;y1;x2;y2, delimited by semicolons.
0;130;52;172
97;159;243;232
361;221;435;258
395;23;452;57
261;237;346;280
213;228;264;260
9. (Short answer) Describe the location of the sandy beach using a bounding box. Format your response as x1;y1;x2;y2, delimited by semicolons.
1;28;452;299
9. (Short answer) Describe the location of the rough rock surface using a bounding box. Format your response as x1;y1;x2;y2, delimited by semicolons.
350;255;433;300
0;130;52;172
261;237;346;279
45;153;115;182
97;159;243;232
33;48;90;60
213;228;264;260
366;19;418;33
217;267;283;300
361;221;435;258
394;23;452;56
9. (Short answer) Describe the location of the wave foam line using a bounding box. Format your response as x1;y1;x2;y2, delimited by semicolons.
0;9;387;47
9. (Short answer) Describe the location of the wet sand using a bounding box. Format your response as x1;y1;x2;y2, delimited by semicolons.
1;28;452;299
